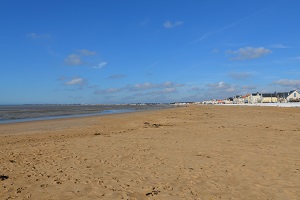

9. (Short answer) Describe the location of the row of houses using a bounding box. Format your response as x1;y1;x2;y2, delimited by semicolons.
203;90;300;104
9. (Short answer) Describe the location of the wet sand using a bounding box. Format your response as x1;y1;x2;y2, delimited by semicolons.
0;105;299;199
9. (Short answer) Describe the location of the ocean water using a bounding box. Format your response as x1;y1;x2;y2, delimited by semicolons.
0;104;171;124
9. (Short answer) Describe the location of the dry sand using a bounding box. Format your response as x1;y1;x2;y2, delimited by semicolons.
0;105;299;199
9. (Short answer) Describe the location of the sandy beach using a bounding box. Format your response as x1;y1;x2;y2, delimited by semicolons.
0;105;299;199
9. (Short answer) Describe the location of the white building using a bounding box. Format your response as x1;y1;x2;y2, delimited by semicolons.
287;90;300;102
249;93;262;104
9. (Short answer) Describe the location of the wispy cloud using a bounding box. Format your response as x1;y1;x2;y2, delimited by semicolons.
151;88;177;94
133;82;157;90
227;47;271;60
64;77;87;86
144;61;159;74
64;49;97;66
78;49;96;56
212;49;220;53
106;74;127;79
193;8;267;43
242;85;257;90
27;32;50;39
94;88;122;95
93;81;183;96
270;43;289;49
57;76;88;90
163;20;184;28
68;95;84;100
57;76;68;81
64;54;83;66
274;79;300;88
93;62;108;69
289;56;300;60
131;81;183;91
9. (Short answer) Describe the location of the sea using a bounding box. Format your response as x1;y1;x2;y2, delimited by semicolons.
0;104;171;124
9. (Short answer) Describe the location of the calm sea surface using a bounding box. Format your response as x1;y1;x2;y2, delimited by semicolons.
0;104;171;124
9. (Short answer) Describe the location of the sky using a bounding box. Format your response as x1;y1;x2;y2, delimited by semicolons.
1;0;300;104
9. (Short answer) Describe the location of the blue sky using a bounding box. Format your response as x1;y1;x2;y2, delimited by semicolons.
1;0;300;104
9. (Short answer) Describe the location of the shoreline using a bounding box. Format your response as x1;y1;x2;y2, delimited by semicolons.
0;107;172;136
1;105;299;199
0;104;173;125
0;109;136;125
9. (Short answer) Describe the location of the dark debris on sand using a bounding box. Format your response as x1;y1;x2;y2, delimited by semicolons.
146;188;160;196
0;175;9;181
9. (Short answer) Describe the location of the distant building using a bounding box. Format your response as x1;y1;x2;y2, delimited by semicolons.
242;94;251;104
233;95;243;104
276;92;290;103
275;90;300;102
225;97;233;104
200;89;299;105
286;90;300;102
261;93;278;103
250;92;262;104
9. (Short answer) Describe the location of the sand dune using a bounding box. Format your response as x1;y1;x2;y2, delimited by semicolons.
0;105;300;199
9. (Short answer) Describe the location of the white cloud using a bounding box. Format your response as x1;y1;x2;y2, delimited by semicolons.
93;62;108;69
227;47;272;60
64;54;83;66
64;49;97;66
163;20;184;28
274;79;300;87
64;77;86;86
27;32;50;39
207;81;237;93
134;82;157;90
201;81;243;100
161;81;182;88
207;81;227;89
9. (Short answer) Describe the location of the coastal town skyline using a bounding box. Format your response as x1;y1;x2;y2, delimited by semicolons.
202;89;300;104
1;0;300;104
